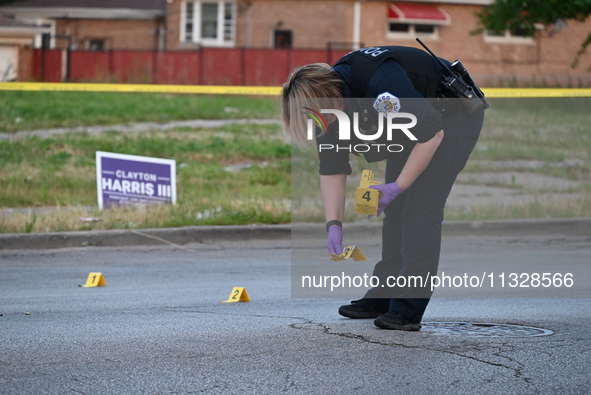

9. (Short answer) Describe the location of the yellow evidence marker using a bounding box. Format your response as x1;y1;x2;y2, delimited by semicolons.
355;170;382;216
329;245;368;261
80;272;106;287
220;287;251;303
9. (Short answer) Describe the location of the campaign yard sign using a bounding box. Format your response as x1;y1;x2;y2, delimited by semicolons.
95;151;176;210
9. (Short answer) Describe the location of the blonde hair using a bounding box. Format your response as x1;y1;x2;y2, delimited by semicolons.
281;63;344;148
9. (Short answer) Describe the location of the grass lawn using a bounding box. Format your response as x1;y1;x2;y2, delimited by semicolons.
0;123;289;233
291;97;591;223
0;90;279;133
1;92;590;233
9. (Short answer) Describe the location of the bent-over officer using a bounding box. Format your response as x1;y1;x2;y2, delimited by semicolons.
281;45;486;331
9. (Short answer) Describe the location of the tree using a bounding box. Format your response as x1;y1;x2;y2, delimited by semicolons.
475;0;591;68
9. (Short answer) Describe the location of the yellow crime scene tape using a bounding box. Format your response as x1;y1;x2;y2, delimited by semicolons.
0;82;282;96
482;88;591;98
1;82;591;97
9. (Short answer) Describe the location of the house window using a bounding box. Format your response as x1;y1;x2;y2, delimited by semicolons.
89;39;106;51
274;30;292;49
388;23;437;38
185;2;194;41
181;0;235;46
29;19;55;48
201;3;218;39
484;29;535;45
223;2;233;41
386;3;449;40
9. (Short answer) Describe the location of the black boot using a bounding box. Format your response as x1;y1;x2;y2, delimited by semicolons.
338;299;389;319
374;311;421;331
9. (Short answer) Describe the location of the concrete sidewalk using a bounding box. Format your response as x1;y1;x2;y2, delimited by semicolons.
1;217;590;250
0;118;280;141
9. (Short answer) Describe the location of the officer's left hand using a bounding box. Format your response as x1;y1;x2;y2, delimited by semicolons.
368;182;404;217
327;225;343;255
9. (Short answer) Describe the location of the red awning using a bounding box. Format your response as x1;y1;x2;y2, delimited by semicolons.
388;3;451;25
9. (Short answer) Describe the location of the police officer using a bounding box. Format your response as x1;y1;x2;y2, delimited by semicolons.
281;46;485;331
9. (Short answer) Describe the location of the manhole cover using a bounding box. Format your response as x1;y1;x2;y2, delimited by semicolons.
421;322;553;337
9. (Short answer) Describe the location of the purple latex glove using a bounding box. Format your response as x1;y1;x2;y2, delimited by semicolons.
327;225;343;255
368;181;404;217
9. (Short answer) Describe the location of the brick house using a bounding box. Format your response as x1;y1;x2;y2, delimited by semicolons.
0;0;166;51
0;16;48;81
165;0;591;86
1;0;590;86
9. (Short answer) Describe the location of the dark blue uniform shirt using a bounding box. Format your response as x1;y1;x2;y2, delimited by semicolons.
317;58;450;175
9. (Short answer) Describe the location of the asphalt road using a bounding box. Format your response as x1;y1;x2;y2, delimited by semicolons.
1;234;590;394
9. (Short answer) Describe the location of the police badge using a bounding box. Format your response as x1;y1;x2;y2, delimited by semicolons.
373;92;401;118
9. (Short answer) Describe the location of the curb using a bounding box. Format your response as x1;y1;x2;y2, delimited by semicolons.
442;217;591;237
0;224;290;251
1;218;590;251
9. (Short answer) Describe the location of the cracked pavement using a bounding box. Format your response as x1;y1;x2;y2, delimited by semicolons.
1;235;590;394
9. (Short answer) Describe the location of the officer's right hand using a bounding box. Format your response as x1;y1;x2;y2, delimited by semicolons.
327;225;343;255
368;181;404;217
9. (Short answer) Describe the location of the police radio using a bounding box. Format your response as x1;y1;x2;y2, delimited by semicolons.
416;38;490;114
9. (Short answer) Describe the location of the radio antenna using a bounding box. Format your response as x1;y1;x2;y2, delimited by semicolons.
416;38;455;75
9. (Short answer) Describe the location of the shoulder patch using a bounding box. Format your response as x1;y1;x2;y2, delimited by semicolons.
373;92;401;117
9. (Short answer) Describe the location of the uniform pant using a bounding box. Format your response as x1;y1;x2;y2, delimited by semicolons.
363;107;485;323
